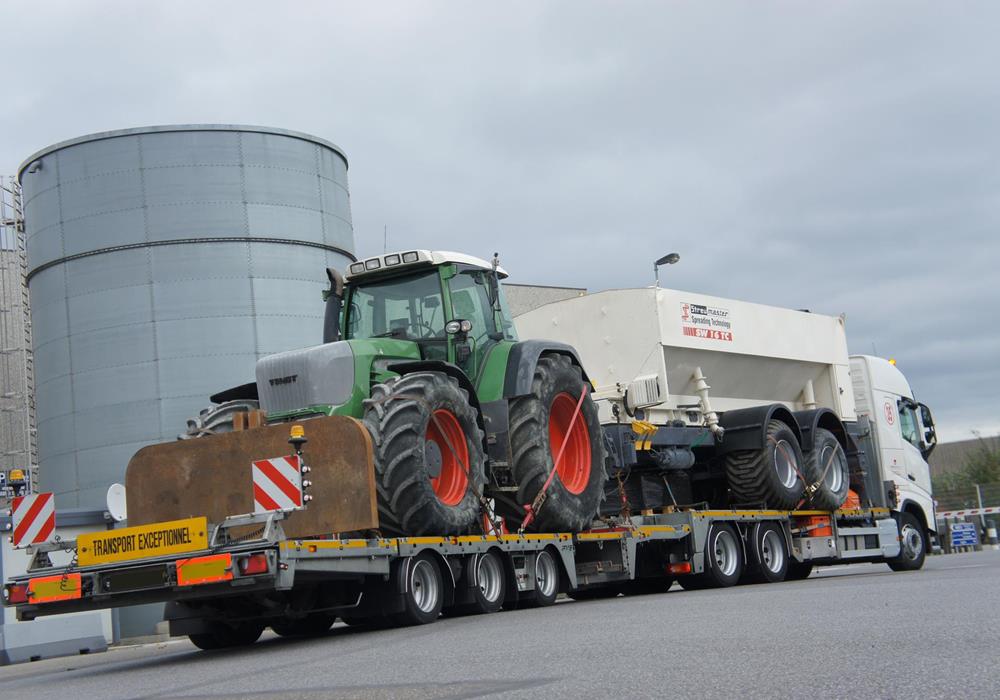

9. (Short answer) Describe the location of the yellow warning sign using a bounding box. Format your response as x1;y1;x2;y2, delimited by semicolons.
78;517;208;567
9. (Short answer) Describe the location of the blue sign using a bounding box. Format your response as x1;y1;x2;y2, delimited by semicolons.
951;522;979;547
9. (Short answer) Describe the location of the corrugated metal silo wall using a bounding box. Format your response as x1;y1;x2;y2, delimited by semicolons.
19;125;356;510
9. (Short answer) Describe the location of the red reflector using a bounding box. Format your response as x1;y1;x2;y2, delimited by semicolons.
4;584;29;604
667;562;692;575
238;553;269;576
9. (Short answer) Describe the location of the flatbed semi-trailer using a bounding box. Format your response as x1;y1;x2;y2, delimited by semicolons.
4;499;906;646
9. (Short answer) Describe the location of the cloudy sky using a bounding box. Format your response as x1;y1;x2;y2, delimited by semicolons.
1;1;997;442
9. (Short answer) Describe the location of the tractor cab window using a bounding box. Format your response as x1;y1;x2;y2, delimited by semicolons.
897;400;922;449
447;267;518;377
346;270;447;360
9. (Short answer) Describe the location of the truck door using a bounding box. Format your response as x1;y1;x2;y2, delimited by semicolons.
896;398;933;495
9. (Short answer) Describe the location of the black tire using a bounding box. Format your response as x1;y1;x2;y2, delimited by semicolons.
394;553;444;626
503;354;606;532
364;372;486;536
189;622;264;650
701;523;744;588
725;420;805;509
785;560;814;581
742;522;788;584
463;551;506;614
525;549;560;607
567;587;620;601
271;613;336;637
887;512;927;572
621;577;674;596
803;428;850;511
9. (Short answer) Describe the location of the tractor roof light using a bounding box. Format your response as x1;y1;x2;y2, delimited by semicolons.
402;251;419;263
384;254;401;266
349;262;365;274
364;258;381;270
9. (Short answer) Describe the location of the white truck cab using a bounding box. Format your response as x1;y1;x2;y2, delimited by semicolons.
850;355;937;534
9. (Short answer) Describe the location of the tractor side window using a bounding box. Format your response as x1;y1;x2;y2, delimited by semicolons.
897;401;921;449
450;271;497;341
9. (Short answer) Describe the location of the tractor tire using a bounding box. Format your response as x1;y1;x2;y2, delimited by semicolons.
271;613;336;637
725;419;805;509
503;354;606;532
887;512;927;572
802;428;850;511
364;372;486;536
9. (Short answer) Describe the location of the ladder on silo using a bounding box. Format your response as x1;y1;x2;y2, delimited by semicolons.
0;175;36;490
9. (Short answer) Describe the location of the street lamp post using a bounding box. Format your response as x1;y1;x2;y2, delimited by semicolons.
654;252;680;287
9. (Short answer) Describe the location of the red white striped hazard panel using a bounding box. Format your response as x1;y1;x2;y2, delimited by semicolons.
11;492;56;548
252;455;303;513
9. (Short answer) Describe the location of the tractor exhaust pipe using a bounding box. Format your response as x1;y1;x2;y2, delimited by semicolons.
323;267;345;344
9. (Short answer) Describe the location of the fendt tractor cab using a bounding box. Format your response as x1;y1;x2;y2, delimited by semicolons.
201;250;608;536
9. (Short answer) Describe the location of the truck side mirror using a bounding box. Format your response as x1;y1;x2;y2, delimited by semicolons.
918;402;937;458
323;267;345;343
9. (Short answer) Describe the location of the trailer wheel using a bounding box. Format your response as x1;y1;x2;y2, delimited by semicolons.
364;372;486;536
271;613;336;637
528;549;560;607
803;429;850;510
785;560;814;581
394;553;444;626
725;420;805;509
189;621;264;650
743;522;788;584
702;523;743;587
504;354;607;532
887;512;927;572
467;551;506;614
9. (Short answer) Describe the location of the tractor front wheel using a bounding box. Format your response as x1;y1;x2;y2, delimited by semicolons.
364;372;486;536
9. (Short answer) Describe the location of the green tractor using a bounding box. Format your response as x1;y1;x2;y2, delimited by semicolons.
201;250;606;535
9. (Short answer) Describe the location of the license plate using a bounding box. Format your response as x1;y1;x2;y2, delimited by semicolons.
78;517;208;567
176;553;233;586
102;564;170;593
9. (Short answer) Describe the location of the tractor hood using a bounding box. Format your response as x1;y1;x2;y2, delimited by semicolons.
256;341;356;414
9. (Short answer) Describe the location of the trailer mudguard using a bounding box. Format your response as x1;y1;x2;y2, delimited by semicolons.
792;408;848;452
503;340;591;398
715;403;802;454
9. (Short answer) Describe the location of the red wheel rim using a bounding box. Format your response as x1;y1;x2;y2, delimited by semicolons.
427;409;469;506
548;392;592;495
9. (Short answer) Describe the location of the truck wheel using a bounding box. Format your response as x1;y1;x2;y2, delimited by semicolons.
743;522;788;584
785;560;814;581
887;512;927;571
364;372;486;536
803;429;850;511
526;549;560;607
725;420;805;509
505;354;607;532
271;613;336;637
467;551;506;614
394;553;444;626
702;523;744;587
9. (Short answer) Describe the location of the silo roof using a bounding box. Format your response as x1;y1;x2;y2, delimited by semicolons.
18;124;348;182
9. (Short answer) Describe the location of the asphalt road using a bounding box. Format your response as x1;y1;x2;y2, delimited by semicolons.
2;552;998;699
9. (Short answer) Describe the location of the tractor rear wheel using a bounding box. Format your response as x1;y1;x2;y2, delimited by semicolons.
725;419;805;509
504;354;606;532
364;372;486;536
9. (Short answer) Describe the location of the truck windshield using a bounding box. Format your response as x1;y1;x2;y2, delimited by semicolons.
346;271;445;343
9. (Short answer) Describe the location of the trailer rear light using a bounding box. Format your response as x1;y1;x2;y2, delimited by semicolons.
3;583;28;604
238;553;269;576
667;562;692;575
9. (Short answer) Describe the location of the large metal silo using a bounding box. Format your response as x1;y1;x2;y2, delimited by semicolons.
19;125;356;510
